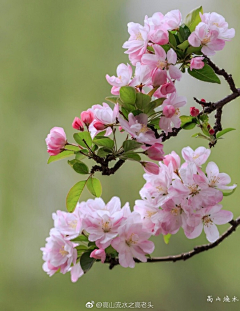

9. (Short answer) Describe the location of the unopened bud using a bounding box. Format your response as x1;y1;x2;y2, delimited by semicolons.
209;129;215;135
190;107;199;117
72;117;84;131
93;121;106;131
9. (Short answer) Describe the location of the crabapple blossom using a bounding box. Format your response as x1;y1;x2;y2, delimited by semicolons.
111;212;155;268
90;249;106;263
181;146;210;167
131;62;152;88
141;161;160;175
106;63;133;95
190;107;200;117
190;57;205;71
81;110;94;125
142;143;165;161
164;9;182;30
45;127;67;156
72;117;84;131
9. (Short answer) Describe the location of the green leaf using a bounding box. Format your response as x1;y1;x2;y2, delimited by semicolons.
149;117;161;130
66;180;87;212
182;122;196;130
199;114;209;123
123;140;142;152
222;188;236;197
180;115;193;127
147;45;154;53
64;145;80;152
120;152;141;162
105;96;119;104
73;132;92;148
178;24;191;42
118;98;136;113
177;40;189;51
188;64;221;84
144;98;165;114
186;46;202;56
71;235;89;242
93;136;114;149
47;150;75;164
80;251;96;273
216;128;236;139
75;149;88;161
192;133;210;140
184;6;203;32
201;124;210;137
135;93;151;111
73;161;89;174
168;31;177;47
120;86;136;105
163;234;171;244
161;44;171;53
97;147;109;158
86;177;102;197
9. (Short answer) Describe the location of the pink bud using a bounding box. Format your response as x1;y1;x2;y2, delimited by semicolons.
190;57;205;71
81;110;94;125
160;82;176;95
93;121;106;131
118;126;123;132
90;249;106;263
190;107;199;117
163;105;175;118
141;161;160;175
142;143;164;161
152;69;168;87
72;117;84;131
209;129;215;135
45;127;67;156
163;151;181;171
201;99;206;103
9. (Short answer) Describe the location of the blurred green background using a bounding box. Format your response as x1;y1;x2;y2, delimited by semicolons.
0;1;240;310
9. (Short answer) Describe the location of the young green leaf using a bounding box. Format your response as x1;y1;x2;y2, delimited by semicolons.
216;128;236;139
105;96;119;104
184;6;203;32
144;98;165;114
47;150;75;164
188;64;221;84
71;235;89;242
120;86;136;105
192;133;211;140
66;180;87;212
182;122;196;130
73;161;89;174
180;115;193;127
163;234;172;244
123;140;142;152
120;152;141;162
177;40;189;51
178;24;191;42
73;132;92;148
222;188;236;197
86;177;102;197
135;93;151;111
168;31;177;47
80;251;96;273
93;136;114;149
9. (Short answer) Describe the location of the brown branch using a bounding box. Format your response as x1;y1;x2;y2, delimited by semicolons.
90;159;125;176
106;217;240;269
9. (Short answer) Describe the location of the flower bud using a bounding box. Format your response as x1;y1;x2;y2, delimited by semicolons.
209;129;215;135
163;105;175;118
160;82;176;95
190;107;199;117
81;110;94;125
190;57;205;71
90;249;106;263
72;117;84;131
152;68;167;87
201;99;206;103
142;143;164;161
45;127;67;156
93;121;106;131
141;161;160;175
163;151;181;171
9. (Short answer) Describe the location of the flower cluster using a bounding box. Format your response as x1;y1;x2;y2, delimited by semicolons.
41;146;236;282
136;146;236;242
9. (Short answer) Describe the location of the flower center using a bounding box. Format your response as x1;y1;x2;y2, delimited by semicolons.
136;124;149;135
69;220;77;229
188;184;200;196
202;215;213;226
136;32;143;41
146;210;157;218
209;176;219;187
157;60;167;69
102;221;111;233
126;233;138;246
202;35;211;45
59;245;69;257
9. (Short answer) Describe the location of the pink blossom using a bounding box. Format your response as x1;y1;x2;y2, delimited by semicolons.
142;45;182;81
93;121;105;131
41;228;77;277
90;249;106;263
185;204;233;242
188;22;225;56
141;161;160;175
160;82;176;95
159;92;187;134
72;117;84;131
119;113;162;145
123;22;149;65
152;68;168;87
142;143;164;161
190;57;205;71
182;146;210;167
163;151;181;172
52;210;82;240
81;110;94;126
106;63;133;95
45;127;67;156
164;10;182;30
206;162;237;190
131;62;152;87
70;262;84;282
144;13;169;45
190;107;200;117
200;12;235;41
111;213;155;268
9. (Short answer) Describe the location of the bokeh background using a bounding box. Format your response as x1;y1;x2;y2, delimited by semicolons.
1;1;240;310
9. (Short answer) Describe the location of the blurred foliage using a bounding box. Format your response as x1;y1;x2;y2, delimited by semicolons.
0;1;240;310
